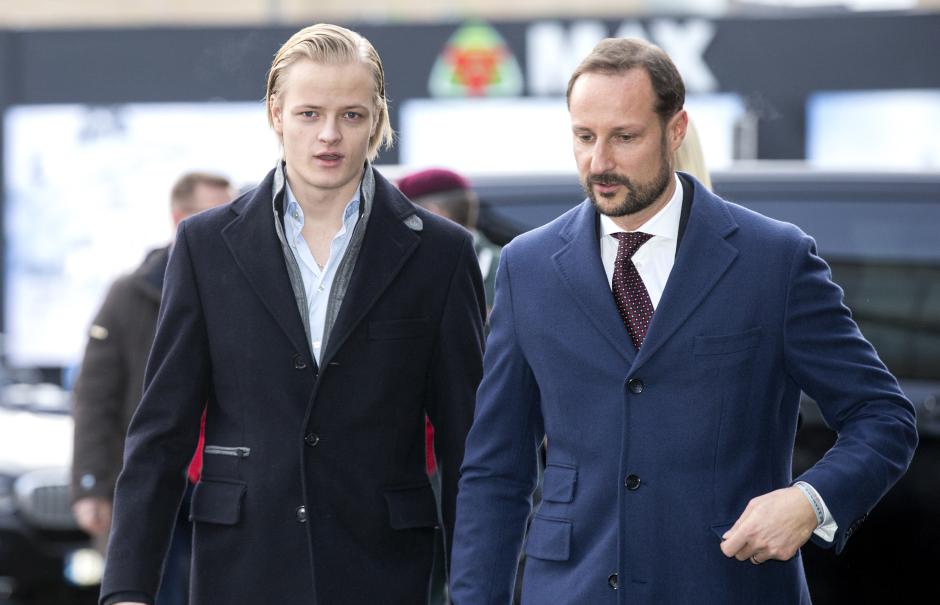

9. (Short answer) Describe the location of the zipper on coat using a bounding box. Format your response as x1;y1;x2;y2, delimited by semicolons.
203;445;251;458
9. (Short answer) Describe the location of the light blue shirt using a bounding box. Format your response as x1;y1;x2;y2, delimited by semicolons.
283;183;360;364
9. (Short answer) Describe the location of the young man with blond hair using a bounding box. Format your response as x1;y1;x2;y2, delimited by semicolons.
101;24;484;605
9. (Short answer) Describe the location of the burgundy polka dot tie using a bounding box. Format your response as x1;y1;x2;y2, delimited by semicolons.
612;232;655;349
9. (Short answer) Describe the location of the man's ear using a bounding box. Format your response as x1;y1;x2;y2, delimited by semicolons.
270;95;284;135
371;110;380;140
171;207;186;229
670;109;689;154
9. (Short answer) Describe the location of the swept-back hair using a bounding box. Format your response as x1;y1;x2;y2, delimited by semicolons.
266;23;394;160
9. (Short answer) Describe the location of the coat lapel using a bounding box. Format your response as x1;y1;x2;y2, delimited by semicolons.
319;170;421;365
632;184;739;370
221;169;310;357
552;201;637;366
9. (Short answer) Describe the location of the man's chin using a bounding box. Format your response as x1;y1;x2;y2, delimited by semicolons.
590;193;633;218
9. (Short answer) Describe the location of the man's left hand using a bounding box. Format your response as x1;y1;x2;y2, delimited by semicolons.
720;486;817;564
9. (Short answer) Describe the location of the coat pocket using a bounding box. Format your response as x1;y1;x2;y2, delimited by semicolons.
383;483;439;530
190;479;247;526
541;464;577;504
710;521;735;541
523;515;572;561
368;318;430;340
693;327;762;356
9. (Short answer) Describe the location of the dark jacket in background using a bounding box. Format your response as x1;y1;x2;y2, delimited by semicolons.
71;246;167;504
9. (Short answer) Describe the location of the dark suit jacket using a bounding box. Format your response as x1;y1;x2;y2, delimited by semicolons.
451;174;917;604
100;166;485;605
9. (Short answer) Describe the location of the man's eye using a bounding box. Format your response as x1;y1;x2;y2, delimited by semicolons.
344;111;362;120
300;111;316;118
576;134;594;143
617;134;634;143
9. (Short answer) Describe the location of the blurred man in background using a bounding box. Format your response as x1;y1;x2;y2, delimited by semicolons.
70;171;234;605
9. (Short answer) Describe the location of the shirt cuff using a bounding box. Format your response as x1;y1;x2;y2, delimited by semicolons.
101;590;153;605
794;480;837;542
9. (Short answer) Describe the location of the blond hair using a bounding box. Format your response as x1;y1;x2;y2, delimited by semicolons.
674;117;711;191
265;23;394;161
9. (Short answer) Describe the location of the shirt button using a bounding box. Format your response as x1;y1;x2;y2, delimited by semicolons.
295;506;307;523
624;474;641;490
627;378;644;394
293;354;307;370
608;573;618;590
304;433;320;447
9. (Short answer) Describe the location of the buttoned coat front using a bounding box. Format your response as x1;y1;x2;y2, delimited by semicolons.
100;166;485;605
450;174;917;604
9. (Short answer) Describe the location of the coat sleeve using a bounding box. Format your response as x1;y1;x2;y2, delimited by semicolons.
424;233;486;569
99;221;210;602
450;244;545;604
71;280;131;502
784;233;918;553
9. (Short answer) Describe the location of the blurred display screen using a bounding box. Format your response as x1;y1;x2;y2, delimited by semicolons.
3;102;279;368
399;93;744;173
807;89;940;169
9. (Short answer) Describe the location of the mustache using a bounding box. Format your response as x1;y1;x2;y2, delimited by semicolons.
587;173;631;187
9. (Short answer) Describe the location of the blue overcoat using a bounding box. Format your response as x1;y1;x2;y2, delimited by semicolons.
451;174;917;604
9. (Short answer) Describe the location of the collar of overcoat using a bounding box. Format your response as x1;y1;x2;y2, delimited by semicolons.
220;163;422;365
551;173;740;371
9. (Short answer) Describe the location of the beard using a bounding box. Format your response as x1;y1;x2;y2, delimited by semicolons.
583;139;673;218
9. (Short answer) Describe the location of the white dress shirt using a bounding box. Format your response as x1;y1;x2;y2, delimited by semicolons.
598;173;836;542
284;182;360;364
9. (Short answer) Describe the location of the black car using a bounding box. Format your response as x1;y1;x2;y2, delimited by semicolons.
0;382;100;605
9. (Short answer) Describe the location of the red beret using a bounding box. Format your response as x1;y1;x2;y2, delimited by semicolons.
397;168;471;201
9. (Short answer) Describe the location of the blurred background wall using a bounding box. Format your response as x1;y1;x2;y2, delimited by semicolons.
0;0;937;26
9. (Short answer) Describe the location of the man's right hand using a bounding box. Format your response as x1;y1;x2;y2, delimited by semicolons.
71;496;112;536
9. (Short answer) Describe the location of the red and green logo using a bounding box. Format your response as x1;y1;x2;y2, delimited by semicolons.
429;21;523;97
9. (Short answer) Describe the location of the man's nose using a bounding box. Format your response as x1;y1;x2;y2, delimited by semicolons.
590;141;614;174
319;118;342;144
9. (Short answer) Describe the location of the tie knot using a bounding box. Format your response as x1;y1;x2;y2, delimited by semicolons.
613;231;653;257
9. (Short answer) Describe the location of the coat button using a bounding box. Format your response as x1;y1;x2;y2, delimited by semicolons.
304;433;320;447
293;354;307;370
608;573;618;590
627;378;644;394
624;474;641;490
295;506;307;523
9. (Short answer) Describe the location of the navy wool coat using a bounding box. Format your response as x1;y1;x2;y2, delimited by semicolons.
450;174;917;605
101;165;485;605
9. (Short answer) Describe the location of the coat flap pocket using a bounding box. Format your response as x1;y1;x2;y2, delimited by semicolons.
190;479;246;526
369;318;429;340
524;515;572;561
710;521;735;541
542;464;577;503
693;327;762;356
383;483;439;529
